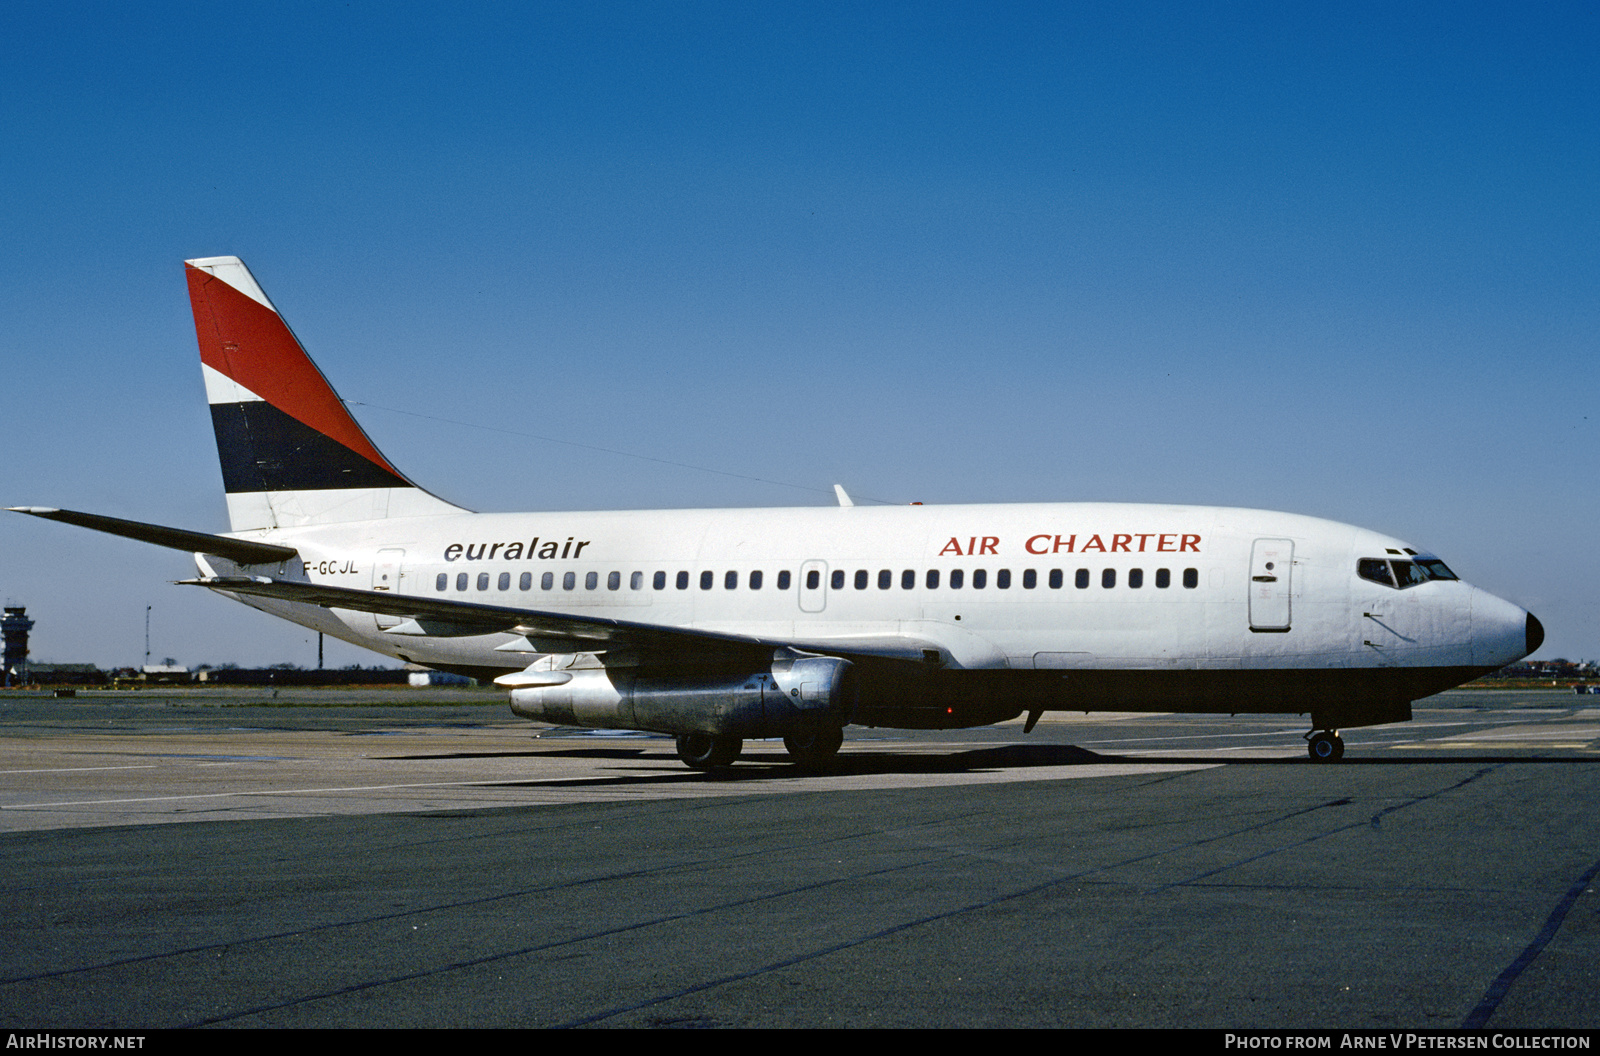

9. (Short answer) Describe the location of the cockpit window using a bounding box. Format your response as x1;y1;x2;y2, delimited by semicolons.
1359;556;1458;590
1391;560;1429;589
1415;558;1458;581
1358;558;1396;588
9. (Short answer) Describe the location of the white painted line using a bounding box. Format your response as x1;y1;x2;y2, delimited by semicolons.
0;765;159;774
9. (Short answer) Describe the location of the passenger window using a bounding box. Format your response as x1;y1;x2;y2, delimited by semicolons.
608;571;621;590
477;573;490;591
1022;569;1036;589
1049;569;1063;589
520;572;532;590
677;571;690;590
973;569;987;589
436;573;447;591
654;570;667;590
1102;569;1116;588
585;572;598;590
878;569;892;589
926;569;940;589
807;570;820;590
997;569;1011;589
701;571;714;590
1128;569;1143;589
631;571;643;590
750;570;763;590
725;570;738;589
1183;568;1198;589
902;569;915;589
950;569;964;589
1155;568;1170;588
777;571;791;590
854;570;868;590
832;570;845;590
1075;569;1089;589
498;572;511;591
542;572;554;590
457;573;468;591
563;572;576;590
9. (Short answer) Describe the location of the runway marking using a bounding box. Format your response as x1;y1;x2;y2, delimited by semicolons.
1415;743;1594;752
0;780;551;810
0;765;158;774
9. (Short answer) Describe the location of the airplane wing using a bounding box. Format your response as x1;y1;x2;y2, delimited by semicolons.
9;507;298;565
179;576;942;662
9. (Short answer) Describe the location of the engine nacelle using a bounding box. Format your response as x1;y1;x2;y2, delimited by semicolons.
504;649;856;739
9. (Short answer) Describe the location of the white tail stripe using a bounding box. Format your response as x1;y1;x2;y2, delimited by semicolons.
200;363;265;405
185;256;276;311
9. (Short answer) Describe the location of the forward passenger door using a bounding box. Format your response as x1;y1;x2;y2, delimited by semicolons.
1248;538;1293;632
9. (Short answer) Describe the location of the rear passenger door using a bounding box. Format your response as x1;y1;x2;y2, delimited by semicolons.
373;548;405;630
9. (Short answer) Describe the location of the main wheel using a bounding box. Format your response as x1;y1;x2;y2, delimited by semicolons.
675;733;743;770
783;725;845;770
1307;731;1344;763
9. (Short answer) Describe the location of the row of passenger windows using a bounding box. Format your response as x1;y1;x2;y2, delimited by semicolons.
435;567;1202;593
434;570;791;593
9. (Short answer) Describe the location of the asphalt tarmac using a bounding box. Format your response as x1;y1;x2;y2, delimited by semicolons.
1;685;1597;1029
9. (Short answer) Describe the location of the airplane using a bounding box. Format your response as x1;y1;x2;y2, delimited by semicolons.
11;256;1543;769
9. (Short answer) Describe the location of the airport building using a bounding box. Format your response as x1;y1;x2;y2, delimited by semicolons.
2;606;34;686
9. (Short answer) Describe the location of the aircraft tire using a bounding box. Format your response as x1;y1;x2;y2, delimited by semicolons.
676;733;743;770
1307;731;1344;763
784;725;845;770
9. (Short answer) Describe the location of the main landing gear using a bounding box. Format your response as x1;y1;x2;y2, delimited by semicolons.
783;725;845;771
674;726;847;771
1306;729;1345;763
675;734;743;770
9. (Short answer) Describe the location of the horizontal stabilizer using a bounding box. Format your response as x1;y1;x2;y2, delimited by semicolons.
9;508;298;565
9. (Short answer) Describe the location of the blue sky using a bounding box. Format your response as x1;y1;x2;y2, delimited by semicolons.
2;1;1594;668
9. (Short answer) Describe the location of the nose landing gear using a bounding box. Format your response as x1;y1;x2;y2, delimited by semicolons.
1306;729;1345;763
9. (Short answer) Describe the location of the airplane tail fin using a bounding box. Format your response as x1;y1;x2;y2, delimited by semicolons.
185;256;468;531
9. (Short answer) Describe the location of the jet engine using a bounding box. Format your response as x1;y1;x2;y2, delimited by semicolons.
502;648;856;740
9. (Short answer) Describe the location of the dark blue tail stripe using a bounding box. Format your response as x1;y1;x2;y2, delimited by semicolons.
211;402;410;494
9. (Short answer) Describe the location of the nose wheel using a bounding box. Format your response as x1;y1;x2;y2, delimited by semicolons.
1306;730;1344;763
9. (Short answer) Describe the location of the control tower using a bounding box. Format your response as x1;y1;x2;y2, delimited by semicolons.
2;606;34;686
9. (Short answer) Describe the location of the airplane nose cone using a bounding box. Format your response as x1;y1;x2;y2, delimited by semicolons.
1469;588;1540;667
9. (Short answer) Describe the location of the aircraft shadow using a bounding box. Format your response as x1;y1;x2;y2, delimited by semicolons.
469;742;1600;789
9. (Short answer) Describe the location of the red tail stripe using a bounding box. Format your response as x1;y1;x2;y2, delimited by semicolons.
186;265;400;477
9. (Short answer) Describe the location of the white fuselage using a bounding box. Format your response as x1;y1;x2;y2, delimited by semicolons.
204;500;1532;728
